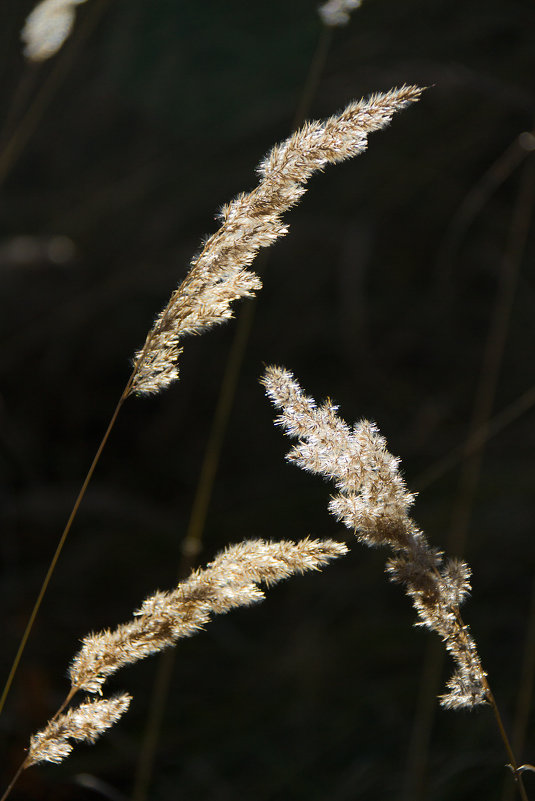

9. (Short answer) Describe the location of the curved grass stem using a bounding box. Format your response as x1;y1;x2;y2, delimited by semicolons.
485;685;530;801
0;374;133;717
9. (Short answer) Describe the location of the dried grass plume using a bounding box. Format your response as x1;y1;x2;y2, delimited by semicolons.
262;365;488;710
131;85;423;395
70;538;347;693
319;0;362;27
21;0;88;61
12;537;345;782
25;695;132;766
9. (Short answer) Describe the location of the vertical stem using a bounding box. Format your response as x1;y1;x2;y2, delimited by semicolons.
292;26;333;131
131;296;258;801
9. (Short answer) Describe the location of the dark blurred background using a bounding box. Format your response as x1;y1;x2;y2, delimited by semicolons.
1;0;534;799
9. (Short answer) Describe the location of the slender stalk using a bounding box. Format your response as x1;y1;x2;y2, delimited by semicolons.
447;603;530;801
435;131;533;290
131;296;258;801
0;375;133;717
485;685;530;801
180;297;258;563
401;638;442;801
53;686;79;721
0;762;25;801
0;209;177;712
414;384;535;491
0;1;116;716
292;25;333;131
502;576;535;801
131;647;177;801
0;64;40;156
0;686;78;801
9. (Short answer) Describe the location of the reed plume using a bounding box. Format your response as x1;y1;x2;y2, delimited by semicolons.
319;0;362;27
0;537;345;793
69;537;346;693
262;365;488;710
25;695;132;766
21;0;88;61
131;85;423;396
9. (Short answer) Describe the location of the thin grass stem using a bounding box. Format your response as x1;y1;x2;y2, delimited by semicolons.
0;209;184;713
485;684;530;801
0;686;77;801
414;384;535;491
502;576;535;801
445;602;530;801
435;131;534;290
0;380;131;716
131;295;258;801
292;25;333;131
0;761;25;801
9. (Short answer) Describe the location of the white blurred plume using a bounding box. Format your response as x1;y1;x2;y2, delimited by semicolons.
21;0;88;62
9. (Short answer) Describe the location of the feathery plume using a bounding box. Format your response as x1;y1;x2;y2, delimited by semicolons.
12;538;344;787
131;86;423;395
262;366;488;709
21;0;88;62
25;694;131;765
319;0;362;27
69;538;347;693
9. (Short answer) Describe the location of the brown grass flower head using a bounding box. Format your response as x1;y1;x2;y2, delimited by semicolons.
262;365;488;709
131;85;423;395
69;538;347;694
25;694;131;766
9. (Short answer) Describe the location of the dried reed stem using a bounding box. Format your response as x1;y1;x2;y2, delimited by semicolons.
131;85;423;395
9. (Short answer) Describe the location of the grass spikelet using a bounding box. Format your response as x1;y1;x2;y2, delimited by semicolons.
69;538;347;694
25;694;132;766
262;365;488;710
0;537;345;797
131;86;423;395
